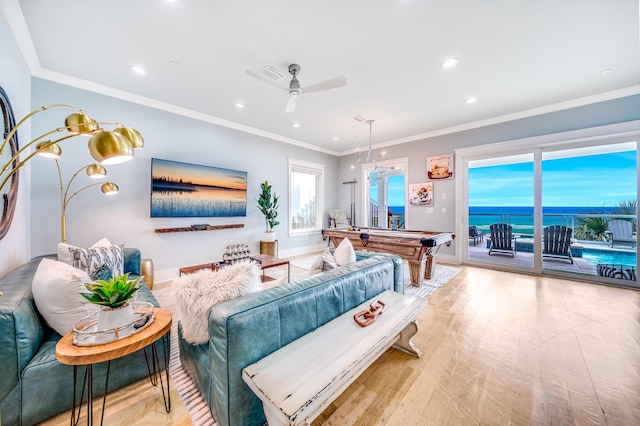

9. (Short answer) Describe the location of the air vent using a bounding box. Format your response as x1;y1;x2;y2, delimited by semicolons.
260;66;286;81
353;115;367;122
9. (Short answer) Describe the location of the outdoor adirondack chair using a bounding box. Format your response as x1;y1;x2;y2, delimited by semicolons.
469;226;484;246
543;225;574;264
607;219;636;248
489;223;516;257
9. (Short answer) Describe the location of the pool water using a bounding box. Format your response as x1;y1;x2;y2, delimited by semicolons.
582;248;637;267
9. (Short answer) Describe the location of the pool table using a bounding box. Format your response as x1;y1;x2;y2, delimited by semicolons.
322;228;455;286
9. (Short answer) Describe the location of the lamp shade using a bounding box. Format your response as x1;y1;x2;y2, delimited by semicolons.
101;182;119;195
65;112;99;134
86;164;107;178
88;131;134;165
35;141;62;159
114;126;144;149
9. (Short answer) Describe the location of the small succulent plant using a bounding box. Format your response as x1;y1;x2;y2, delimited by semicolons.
81;273;142;309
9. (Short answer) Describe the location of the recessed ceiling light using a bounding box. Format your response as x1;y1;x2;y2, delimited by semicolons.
600;69;613;75
441;58;460;69
332;136;339;142
169;60;180;68
235;102;245;109
291;122;301;128
129;65;146;75
165;0;176;3
464;97;478;104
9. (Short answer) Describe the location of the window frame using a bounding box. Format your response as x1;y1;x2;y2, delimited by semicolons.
288;158;324;236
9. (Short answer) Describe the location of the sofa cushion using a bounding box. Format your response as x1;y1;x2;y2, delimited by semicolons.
309;248;338;275
333;237;356;266
69;242;125;276
31;258;96;336
175;260;261;344
57;237;113;265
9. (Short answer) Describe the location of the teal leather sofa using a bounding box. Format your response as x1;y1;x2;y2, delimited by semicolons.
0;248;165;426
178;251;404;426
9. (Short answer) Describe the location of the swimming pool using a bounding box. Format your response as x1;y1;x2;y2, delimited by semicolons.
582;248;637;267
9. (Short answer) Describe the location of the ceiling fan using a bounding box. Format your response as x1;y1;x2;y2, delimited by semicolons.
246;64;346;113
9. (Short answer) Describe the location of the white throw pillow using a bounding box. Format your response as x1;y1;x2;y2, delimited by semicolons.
174;260;261;345
309;248;338;275
69;243;125;277
32;258;96;336
333;238;356;266
57;238;113;265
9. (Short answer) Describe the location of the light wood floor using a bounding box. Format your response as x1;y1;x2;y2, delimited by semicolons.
41;265;640;425
313;266;640;425
39;375;192;426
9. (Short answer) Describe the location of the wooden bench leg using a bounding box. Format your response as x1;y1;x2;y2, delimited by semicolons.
392;320;421;358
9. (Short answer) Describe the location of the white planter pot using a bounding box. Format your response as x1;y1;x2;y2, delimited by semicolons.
97;303;135;332
263;231;276;242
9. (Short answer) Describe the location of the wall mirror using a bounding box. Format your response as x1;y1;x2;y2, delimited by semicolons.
0;86;19;240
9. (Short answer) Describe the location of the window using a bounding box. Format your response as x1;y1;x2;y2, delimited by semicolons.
288;158;324;235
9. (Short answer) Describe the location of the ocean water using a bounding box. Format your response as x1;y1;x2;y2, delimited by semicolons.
469;206;622;234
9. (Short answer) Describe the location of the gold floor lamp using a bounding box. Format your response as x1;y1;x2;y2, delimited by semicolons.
0;103;144;240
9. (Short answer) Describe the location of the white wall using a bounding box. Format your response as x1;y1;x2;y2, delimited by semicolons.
29;79;338;279
0;12;31;278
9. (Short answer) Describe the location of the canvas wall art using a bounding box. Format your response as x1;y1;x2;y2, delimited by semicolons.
409;182;433;206
150;158;247;217
427;154;453;180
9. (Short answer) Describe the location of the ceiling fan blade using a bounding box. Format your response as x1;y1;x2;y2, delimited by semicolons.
302;75;347;93
285;94;298;113
245;69;288;91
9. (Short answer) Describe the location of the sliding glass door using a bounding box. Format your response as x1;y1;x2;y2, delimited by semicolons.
541;143;637;281
460;124;638;288
467;154;535;269
361;158;408;229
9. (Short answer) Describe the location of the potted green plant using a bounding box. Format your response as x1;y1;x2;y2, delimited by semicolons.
257;180;280;242
81;273;142;331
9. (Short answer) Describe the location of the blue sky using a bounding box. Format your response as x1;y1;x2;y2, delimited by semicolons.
469;151;636;207
370;175;406;206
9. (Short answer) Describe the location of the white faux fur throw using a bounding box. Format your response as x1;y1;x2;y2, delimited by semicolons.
174;260;261;344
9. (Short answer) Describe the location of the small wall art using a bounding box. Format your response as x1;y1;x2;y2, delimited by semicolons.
409;182;433;206
427;154;453;180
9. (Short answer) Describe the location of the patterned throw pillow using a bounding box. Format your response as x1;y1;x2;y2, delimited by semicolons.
309;248;338;275
70;243;125;277
57;237;113;265
89;263;113;282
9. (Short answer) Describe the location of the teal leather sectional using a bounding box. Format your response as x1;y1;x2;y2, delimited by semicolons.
0;248;165;426
178;251;404;426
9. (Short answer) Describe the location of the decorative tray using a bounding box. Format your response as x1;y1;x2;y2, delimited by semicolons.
72;302;155;346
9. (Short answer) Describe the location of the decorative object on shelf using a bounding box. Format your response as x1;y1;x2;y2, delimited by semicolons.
349;119;386;170
191;223;210;230
80;273;142;334
72;301;155;345
222;243;251;264
427;154;454;180
0;100;143;239
0;86;19;241
150;158;247;218
257;180;280;242
56;161;119;242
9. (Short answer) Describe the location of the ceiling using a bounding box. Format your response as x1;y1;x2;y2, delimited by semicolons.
4;0;639;155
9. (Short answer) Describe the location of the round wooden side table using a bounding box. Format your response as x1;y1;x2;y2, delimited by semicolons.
56;308;172;425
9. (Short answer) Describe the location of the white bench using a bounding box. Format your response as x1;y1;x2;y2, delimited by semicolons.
242;290;427;426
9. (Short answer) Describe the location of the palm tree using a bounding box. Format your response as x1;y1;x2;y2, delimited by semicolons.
574;207;609;241
611;199;637;232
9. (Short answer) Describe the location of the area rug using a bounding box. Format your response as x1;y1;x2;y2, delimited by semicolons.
402;262;461;299
152;286;217;426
